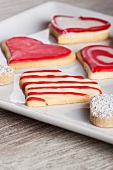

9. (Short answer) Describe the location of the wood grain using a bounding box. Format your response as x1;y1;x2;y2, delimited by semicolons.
0;0;113;169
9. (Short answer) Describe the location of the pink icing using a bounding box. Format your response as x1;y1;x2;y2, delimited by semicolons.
6;37;72;64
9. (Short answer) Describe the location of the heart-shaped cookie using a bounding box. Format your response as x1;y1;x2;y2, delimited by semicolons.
77;45;113;79
1;37;75;69
49;15;110;44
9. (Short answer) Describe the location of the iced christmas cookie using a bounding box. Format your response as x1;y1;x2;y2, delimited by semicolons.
77;45;113;79
90;94;113;127
49;15;110;44
0;65;14;85
1;37;75;69
19;69;102;107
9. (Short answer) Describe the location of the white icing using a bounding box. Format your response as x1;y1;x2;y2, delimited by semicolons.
55;17;104;29
21;77;98;86
88;46;113;64
90;94;113;117
26;94;67;100
25;83;98;89
0;65;13;75
97;56;113;63
21;72;100;91
28;88;95;93
22;77;83;83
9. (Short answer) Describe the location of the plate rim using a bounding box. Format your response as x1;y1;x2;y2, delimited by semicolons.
0;1;113;144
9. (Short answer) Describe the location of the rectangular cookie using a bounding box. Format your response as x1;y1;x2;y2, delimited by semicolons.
19;69;102;107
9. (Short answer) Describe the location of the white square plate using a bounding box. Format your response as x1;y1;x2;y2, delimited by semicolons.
0;1;113;144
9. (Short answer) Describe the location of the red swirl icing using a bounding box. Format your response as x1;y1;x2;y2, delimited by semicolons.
81;45;113;72
6;37;71;64
51;15;110;34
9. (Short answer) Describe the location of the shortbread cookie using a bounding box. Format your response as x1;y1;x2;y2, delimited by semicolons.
0;65;14;85
90;94;113;127
49;15;110;44
19;69;102;107
77;45;113;80
1;37;75;69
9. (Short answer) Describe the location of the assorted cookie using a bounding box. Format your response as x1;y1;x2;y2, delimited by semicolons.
1;36;75;69
19;69;102;107
0;65;14;85
90;94;113;127
49;15;110;44
77;45;113;80
0;13;113;128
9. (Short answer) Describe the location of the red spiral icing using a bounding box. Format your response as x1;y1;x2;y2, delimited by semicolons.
81;45;113;72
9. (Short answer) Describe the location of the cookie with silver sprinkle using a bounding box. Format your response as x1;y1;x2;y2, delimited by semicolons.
90;94;113;127
0;65;14;85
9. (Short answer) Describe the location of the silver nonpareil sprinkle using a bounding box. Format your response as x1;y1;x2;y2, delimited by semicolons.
90;94;113;117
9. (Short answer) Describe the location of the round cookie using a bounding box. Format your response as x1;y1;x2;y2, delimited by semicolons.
0;65;14;85
90;94;113;127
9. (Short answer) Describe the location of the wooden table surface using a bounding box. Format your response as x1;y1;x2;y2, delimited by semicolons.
0;0;113;169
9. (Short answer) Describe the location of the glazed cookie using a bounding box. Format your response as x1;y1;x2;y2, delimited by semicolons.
19;69;102;107
49;15;110;44
77;45;113;80
1;37;75;69
90;94;113;128
0;65;14;85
